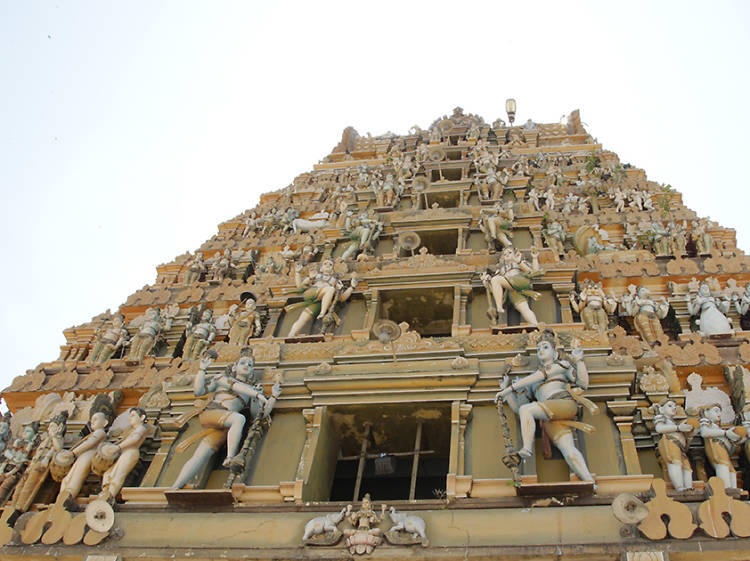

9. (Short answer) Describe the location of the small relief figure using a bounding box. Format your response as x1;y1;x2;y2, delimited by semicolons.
97;407;149;502
686;282;733;337
302;507;346;545
210;249;235;282
241;212;258;238
128;306;174;363
9;412;67;514
735;283;750;317
385;506;428;546
0;414;11;456
494;330;599;485
699;404;744;490
228;297;263;346
542;219;567;257
651;222;671;256
341;211;383;260
286;260;358;338
88;314;130;365
653;399;697;491
184;252;206;284
620;286;670;346
53;411;110;503
0;423;38;503
182;309;216;361
344;493;387;555
570;280;617;333
692;218;714;255
527;186;542;212
668;221;688;257
171;349;280;488
481;247;544;326
479;201;515;251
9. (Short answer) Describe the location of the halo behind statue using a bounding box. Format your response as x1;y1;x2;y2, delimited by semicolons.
371;320;402;364
398;231;421;256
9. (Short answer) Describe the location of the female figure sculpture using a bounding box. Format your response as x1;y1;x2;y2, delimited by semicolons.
699;404;743;489
228;298;263;346
621;286;669;346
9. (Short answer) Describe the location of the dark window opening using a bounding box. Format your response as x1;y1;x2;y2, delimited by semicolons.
379;287;454;337
417;229;458;255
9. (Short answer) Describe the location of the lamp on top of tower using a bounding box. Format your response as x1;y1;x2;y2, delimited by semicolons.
505;98;517;126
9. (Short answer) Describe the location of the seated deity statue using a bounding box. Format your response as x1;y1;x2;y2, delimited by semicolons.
686;282;733;337
479;201;514;250
542;220;566;256
171;349;281;488
620;285;669;346
481;247;544;326
494;330;599;485
570;280;617;333
182;309;216;361
341;211;383;260
285;260;357;338
88;313;130;365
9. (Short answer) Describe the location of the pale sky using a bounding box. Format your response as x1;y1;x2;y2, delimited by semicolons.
1;1;749;400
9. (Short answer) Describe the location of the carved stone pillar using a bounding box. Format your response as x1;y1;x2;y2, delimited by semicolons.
529;224;543;249
553;282;575;324
456;227;471;255
141;430;178;486
447;401;473;499
452;285;472;336
614;417;642;475
296;406;327;483
262;300;286;338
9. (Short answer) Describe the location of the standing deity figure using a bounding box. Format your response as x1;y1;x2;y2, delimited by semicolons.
171;349;281;488
474;175;491;201
479;201;515;251
182;309;216;361
342;211;383;260
88;314;130;365
653;399;697;491
286;260;357;337
686;282;733;337
184;252;206;285
699;404;744;489
692;219;714;255
611;187;626;213
494;330;599;484
544;186;556;211
210;249;235;282
669;221;688;257
542;220;567;256
55;412;109;503
570;281;617;333
620;286;670;346
241;212;258;238
374;173;399;208
651;221;671;256
10;412;67;514
527;186;542;212
735;283;750;316
481;247;544;326
128;307;173;362
228;298;263;346
0;423;38;503
98;407;149;502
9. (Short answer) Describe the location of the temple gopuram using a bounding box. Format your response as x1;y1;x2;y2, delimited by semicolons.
4;104;750;561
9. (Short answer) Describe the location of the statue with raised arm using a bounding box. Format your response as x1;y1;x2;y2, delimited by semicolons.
481;247;544;326
494;330;599;484
342;211;383;260
653;399;697;491
54;412;109;503
88;314;130;365
210;249;235;282
692;219;713;255
621;285;669;346
182;309;216;361
285;260;357;337
171;348;281;488
570;280;617;333
542;219;566;256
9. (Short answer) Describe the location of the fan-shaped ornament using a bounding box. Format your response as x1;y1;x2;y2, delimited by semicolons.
429;147;446;162
611;493;649;525
398;231;421;256
371;319;402;345
85;499;115;533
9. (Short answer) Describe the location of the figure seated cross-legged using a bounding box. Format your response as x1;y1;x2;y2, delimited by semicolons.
171;349;281;489
494;330;599;486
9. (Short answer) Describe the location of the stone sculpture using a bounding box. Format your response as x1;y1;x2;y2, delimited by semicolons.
699;404;744;489
88;314;129;365
479;202;514;251
128;307;174;363
343;494;386;555
570;280;617;333
342;211;383;260
55;411;109;503
228;297;263;346
620;286;669;346
494;330;599;485
171;349;280;488
98;407;149;502
286;260;357;337
653;399;696;491
686;282;733;337
184;252;206;285
542;219;567;256
481;247;544;326
182;309;216;361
